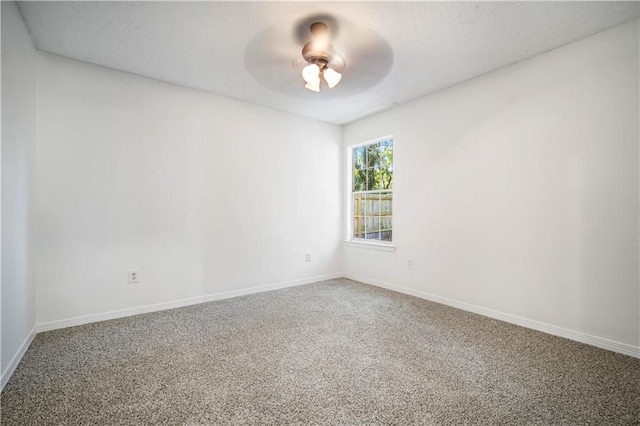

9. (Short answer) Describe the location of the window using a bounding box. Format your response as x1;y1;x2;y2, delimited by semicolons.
351;138;393;243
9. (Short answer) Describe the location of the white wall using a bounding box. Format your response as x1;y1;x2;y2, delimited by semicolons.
1;1;37;381
343;20;639;354
36;53;342;324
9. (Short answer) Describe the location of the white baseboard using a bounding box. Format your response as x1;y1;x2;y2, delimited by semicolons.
344;273;640;359
1;325;37;392
37;273;342;333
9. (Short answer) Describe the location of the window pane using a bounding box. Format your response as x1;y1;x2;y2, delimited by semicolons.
353;218;365;239
380;166;393;189
380;140;393;165
353;194;365;216
366;143;379;167
353;169;366;191
367;193;380;216
368;167;382;190
381;192;392;241
380;141;393;189
353;194;364;240
366;216;380;240
380;192;392;214
381;216;392;231
367;168;380;191
353;146;366;170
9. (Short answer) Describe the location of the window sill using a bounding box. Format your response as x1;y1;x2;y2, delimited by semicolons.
344;240;396;252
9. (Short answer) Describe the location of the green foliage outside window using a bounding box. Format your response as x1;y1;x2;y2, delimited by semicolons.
353;140;393;191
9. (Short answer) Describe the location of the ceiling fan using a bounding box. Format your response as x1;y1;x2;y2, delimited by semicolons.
243;16;392;100
300;22;345;92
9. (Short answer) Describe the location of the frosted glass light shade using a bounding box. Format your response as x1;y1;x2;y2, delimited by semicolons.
305;79;320;92
302;64;320;84
323;67;342;88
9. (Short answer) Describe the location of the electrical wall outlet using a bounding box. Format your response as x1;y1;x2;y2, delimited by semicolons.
128;269;139;284
408;259;415;270
305;252;311;262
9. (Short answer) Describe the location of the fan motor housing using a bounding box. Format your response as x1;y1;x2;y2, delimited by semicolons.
301;22;345;73
302;41;344;72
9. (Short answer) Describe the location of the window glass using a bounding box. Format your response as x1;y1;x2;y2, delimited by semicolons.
350;139;393;243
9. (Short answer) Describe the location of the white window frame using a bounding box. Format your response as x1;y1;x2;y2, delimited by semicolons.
345;135;395;251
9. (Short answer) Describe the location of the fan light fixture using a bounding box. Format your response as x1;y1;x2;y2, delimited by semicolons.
301;22;344;92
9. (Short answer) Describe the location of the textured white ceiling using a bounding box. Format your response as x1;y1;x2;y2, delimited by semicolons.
17;1;639;124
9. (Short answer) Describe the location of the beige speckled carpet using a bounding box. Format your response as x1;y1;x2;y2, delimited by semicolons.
1;278;639;425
